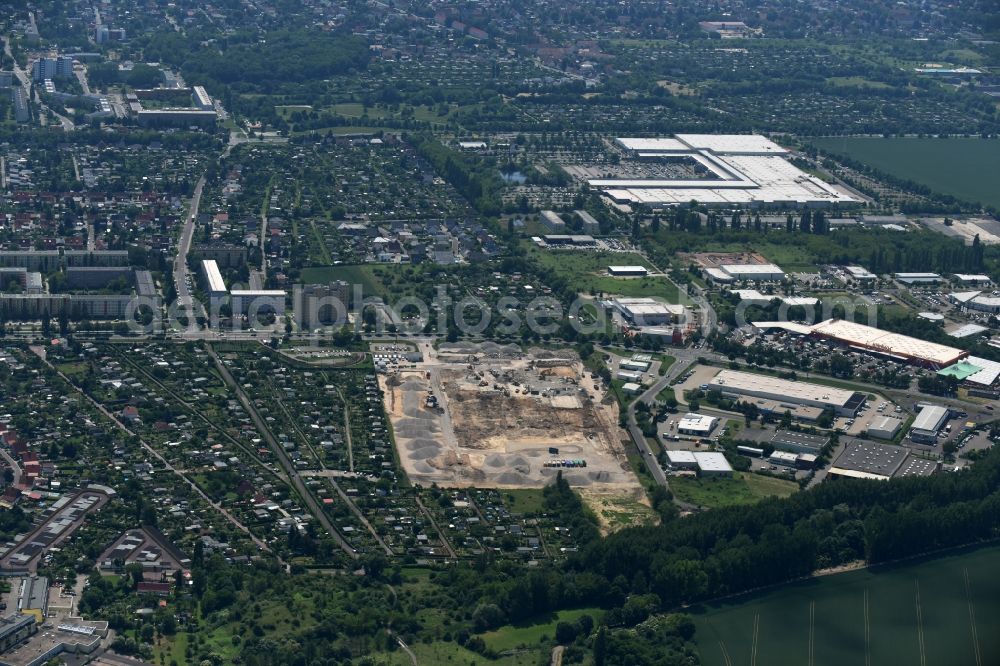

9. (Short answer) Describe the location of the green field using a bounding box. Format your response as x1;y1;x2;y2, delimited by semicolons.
693;544;1000;666
300;265;386;299
527;245;686;303
811;137;1000;209
669;472;798;508
479;607;604;653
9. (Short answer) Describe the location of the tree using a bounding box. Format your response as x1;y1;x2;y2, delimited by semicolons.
593;626;608;666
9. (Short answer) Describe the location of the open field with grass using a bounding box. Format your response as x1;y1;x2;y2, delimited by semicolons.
693;544;1000;666
300;265;387;299
479;607;605;653
371;642;544;665
527;244;685;302
811;137;1000;209
669;472;798;508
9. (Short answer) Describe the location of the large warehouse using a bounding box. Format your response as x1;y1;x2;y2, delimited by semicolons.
595;135;860;208
755;319;967;369
707;369;865;416
828;441;936;481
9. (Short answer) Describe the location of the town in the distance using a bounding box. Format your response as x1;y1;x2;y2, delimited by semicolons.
0;1;999;665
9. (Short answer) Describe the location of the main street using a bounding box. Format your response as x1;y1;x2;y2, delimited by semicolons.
173;173;206;323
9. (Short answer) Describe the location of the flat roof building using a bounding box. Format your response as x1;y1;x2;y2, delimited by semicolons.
828;441;910;481
732;289;818;307
665;450;697;469
844;265;877;282
192;85;213;110
937;355;1000;387
909;405;949;443
953;274;991;285
610;297;686;327
621;382;643;395
769;430;828;454
608;265;648;277
807;319;967;369
616;369;643;382
967;294;1000;314
0;614;36;653
677;413;719;436
707;369;865;416
601;135;858;208
230;290;286;317
867;415;904;440
720;263;785;281
542;234;596;247
895;272;942;285
693;451;733;476
574;209;600;233
200;259;226;298
540;210;566;231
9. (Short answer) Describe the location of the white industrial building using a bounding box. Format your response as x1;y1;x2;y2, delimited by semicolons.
948;324;988;339
608;265;649;277
952;274;991;286
970;295;1000;314
867;415;904;440
620;359;651;372
597;135;859;208
664;450;732;475
610;297;687;326
693;452;733;476
909;405;949;443
732;289;818;307
676;413;719;436
707;369;865;416
616;369;643;382
718;263;786;281
894;272;942;285
665;450;697;469
809;319;966;368
937;355;1000;388
844;265;877;283
753;318;969;369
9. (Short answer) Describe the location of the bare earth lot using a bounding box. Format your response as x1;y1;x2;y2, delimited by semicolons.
381;342;639;493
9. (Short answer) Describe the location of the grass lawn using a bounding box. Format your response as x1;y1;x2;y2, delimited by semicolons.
479;607;604;653
669;472;798;508
300;265;386;299
292;125;389;137
54;361;88;377
371;641;544;665
811;137;1000;209
527;244;685;303
656;386;677;403
502;489;548;515
826;76;893;89
693;544;1000;666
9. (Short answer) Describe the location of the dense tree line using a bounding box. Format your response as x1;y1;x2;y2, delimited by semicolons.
408;133;504;216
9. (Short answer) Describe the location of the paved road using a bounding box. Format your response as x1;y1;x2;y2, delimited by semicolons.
622;348;702;503
173;173;207;321
0;447;22;486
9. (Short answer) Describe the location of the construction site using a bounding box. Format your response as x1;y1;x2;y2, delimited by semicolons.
380;342;640;492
